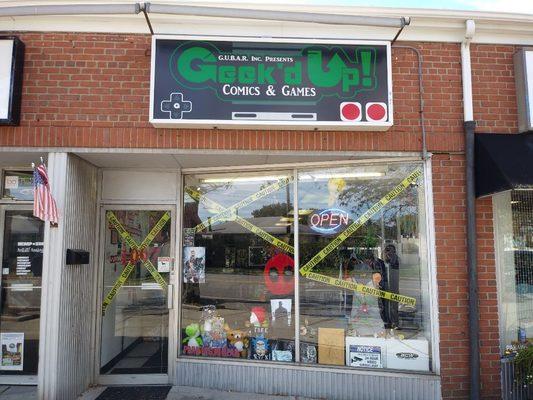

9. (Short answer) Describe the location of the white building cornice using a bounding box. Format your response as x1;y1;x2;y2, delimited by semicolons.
0;1;532;45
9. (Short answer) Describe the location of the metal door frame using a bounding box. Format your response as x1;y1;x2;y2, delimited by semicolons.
95;204;176;386
0;203;41;385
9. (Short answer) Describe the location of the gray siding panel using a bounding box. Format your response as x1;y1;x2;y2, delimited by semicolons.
56;155;98;400
175;360;441;400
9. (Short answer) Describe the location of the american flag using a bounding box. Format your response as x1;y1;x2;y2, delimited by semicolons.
33;163;59;225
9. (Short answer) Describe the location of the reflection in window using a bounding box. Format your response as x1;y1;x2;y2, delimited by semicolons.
181;172;295;362
298;163;431;371
1;211;44;375
495;190;533;354
180;163;432;372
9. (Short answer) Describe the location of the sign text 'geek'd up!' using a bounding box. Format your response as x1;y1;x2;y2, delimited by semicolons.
150;36;392;130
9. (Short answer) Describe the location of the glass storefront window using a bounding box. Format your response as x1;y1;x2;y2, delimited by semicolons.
494;190;533;354
180;162;433;372
2;171;34;201
181;171;295;361
0;211;44;375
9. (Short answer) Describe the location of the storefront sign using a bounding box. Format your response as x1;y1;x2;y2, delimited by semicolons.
0;37;24;126
150;36;392;130
308;208;350;235
514;48;533;132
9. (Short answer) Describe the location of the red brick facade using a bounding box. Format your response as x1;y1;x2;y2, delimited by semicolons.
0;32;517;399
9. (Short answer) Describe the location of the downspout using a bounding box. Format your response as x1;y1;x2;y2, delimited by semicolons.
461;19;480;400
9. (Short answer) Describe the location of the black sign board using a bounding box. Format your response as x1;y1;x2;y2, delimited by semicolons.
150;36;392;130
0;37;24;126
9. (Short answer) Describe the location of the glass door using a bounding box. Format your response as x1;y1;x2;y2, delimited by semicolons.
99;208;172;377
0;207;44;381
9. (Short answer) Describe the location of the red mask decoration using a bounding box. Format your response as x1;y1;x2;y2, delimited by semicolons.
264;253;294;295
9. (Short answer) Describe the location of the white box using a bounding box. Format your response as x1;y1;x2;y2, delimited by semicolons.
345;337;386;369
385;338;430;371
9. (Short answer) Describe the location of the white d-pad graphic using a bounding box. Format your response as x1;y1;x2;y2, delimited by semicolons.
160;92;192;119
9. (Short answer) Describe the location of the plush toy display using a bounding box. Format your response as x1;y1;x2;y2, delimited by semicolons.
227;328;246;352
182;323;203;347
200;305;227;348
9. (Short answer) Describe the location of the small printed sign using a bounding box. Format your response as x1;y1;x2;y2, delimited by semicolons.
157;256;172;273
1;332;24;371
183;228;195;247
141;282;162;290
4;175;18;189
348;345;383;368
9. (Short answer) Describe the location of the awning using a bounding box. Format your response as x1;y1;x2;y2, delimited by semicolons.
475;132;533;197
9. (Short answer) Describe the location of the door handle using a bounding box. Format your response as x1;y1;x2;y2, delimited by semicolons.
167;284;173;309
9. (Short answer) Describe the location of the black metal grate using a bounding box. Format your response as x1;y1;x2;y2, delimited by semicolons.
95;386;172;400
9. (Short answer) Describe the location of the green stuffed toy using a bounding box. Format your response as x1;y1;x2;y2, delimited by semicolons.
183;323;203;347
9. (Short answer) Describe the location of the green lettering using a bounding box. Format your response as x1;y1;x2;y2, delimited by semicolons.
238;66;256;84
307;50;344;88
219;65;236;83
257;64;275;84
177;46;217;84
342;68;359;92
284;62;302;84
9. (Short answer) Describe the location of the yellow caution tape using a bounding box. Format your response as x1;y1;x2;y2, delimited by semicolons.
306;271;416;306
300;168;422;306
186;187;294;254
102;211;171;315
300;168;422;276
102;261;135;314
143;259;168;291
193;176;293;232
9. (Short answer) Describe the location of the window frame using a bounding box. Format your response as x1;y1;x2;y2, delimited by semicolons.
177;157;440;375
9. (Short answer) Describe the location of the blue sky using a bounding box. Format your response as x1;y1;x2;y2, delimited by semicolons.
221;0;533;14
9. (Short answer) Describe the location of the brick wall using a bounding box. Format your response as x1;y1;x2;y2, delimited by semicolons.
0;32;515;399
0;34;465;152
471;44;518;134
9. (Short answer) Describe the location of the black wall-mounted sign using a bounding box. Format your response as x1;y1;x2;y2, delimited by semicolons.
0;36;24;126
66;249;90;265
150;36;392;130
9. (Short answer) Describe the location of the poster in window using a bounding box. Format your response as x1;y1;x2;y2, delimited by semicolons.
270;298;292;326
1;332;24;371
183;246;205;283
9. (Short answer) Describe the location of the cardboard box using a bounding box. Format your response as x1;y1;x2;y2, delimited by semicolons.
345;336;386;368
318;328;344;365
385;338;430;371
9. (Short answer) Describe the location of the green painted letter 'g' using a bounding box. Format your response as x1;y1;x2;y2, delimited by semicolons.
177;46;217;84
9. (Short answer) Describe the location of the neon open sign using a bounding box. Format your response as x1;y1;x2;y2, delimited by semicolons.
308;208;350;235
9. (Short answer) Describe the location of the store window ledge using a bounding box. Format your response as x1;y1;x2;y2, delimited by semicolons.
175;358;440;400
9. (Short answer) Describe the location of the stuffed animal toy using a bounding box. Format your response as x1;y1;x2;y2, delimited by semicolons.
227;328;246;352
182;323;203;347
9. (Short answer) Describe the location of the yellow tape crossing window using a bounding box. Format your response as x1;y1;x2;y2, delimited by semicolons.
185;169;420;306
102;211;171;315
298;168;422;306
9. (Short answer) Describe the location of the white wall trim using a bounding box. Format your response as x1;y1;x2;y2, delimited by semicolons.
0;4;532;45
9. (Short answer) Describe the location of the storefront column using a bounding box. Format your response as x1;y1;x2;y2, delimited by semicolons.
38;153;98;400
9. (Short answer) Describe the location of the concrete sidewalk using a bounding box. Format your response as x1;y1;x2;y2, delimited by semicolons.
0;385;319;399
79;385;319;400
